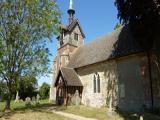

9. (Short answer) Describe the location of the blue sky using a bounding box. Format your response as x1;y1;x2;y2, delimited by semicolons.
38;0;119;86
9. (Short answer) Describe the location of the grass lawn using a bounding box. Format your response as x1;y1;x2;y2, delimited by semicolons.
0;99;49;111
1;100;160;120
56;105;160;120
0;100;73;120
57;105;122;120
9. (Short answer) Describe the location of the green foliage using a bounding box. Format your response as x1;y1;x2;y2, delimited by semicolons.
0;0;60;109
39;82;50;99
115;0;160;50
114;23;122;30
115;0;160;74
0;81;7;101
17;76;38;100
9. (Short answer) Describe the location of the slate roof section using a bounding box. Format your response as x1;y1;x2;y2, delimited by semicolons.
60;24;67;30
67;25;144;68
60;19;85;38
54;67;83;87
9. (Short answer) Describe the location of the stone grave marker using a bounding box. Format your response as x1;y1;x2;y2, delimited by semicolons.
36;94;40;103
75;90;81;107
15;91;19;103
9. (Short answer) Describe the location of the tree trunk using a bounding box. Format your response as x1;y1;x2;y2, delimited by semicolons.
5;97;11;110
5;85;12;110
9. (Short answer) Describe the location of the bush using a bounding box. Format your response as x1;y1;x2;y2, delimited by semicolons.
39;82;50;99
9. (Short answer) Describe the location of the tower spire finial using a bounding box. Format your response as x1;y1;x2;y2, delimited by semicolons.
68;0;75;24
69;0;74;10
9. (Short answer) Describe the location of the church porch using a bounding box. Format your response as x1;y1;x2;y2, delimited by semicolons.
54;67;83;105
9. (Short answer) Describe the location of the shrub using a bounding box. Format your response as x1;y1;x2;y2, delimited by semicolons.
39;82;50;99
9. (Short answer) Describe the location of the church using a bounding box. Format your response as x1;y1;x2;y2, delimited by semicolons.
50;0;160;112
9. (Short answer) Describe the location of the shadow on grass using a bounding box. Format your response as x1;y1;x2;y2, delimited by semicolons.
115;109;160;120
0;102;58;119
54;105;68;111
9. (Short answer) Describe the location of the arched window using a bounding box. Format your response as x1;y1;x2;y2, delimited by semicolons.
93;75;96;93
97;74;100;93
93;73;101;93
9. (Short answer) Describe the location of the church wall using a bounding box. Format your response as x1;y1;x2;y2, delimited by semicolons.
117;53;160;111
76;60;118;108
50;61;58;101
58;45;68;55
58;44;77;55
49;86;56;102
116;54;149;111
70;25;84;46
63;34;69;44
76;53;158;111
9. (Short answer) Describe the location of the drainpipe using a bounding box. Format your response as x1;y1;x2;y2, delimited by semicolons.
147;50;154;110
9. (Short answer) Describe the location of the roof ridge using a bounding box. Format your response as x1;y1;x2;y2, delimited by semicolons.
67;25;144;68
83;27;123;47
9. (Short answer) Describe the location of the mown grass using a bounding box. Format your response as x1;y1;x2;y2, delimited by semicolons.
0;99;49;111
56;105;160;120
0;100;73;120
1;100;160;120
57;105;121;120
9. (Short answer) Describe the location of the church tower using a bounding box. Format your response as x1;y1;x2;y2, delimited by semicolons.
50;0;85;102
57;0;85;67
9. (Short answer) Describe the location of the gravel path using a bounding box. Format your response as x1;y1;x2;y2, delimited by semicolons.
53;110;97;120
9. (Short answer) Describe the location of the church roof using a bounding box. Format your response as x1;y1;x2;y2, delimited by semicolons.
60;19;85;38
54;67;83;87
67;25;144;68
60;24;68;30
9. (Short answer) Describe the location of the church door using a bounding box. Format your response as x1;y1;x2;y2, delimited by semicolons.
57;87;64;105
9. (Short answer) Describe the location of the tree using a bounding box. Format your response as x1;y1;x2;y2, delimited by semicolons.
39;82;50;99
115;0;160;50
0;0;60;110
17;76;38;100
115;0;160;109
0;81;7;101
114;23;122;30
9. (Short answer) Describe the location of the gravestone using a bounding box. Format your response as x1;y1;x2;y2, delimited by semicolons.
0;95;2;102
140;116;143;120
71;90;81;107
15;91;19;103
36;94;40;103
75;90;81;107
109;96;112;111
32;96;36;104
107;96;113;117
25;97;31;107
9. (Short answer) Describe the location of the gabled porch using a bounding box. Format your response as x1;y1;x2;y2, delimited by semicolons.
54;67;83;105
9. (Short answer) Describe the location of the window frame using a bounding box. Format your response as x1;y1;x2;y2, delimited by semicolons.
93;73;101;93
74;33;78;41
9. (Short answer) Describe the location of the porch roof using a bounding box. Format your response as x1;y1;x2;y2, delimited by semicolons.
54;67;83;87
